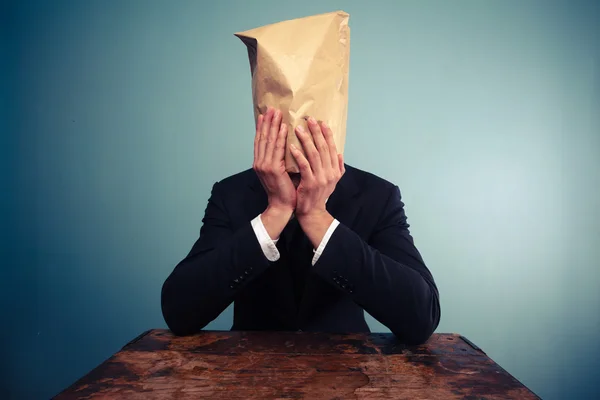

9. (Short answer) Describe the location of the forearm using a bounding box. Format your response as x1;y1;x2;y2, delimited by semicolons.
260;205;294;240
314;224;440;344
297;210;335;249
161;223;271;335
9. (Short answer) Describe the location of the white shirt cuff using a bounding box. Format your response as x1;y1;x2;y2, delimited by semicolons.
251;215;281;262
311;219;340;266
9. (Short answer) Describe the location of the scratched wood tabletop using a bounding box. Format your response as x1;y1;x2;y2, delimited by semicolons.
54;329;540;399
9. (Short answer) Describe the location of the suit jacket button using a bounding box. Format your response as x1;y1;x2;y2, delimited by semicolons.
233;278;240;283
230;284;235;289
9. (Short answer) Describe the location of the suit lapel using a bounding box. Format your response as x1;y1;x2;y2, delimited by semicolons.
246;171;268;218
325;167;360;224
246;167;362;329
297;168;361;326
246;172;298;325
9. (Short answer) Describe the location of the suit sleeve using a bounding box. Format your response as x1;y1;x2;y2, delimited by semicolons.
161;182;272;335
313;186;441;344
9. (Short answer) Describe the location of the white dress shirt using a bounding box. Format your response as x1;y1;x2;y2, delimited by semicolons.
251;215;340;266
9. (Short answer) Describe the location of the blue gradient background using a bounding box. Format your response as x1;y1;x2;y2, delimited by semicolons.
2;1;599;399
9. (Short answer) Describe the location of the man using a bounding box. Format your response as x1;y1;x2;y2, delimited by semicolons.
161;107;440;344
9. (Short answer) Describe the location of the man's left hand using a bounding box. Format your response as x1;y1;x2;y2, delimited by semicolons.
290;117;345;248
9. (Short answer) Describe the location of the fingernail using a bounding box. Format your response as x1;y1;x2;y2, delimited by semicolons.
321;121;328;128
296;125;304;133
290;144;297;151
308;117;316;125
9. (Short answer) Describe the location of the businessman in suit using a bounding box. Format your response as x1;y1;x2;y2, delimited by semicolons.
161;107;441;344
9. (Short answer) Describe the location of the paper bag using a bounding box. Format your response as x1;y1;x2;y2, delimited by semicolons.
235;11;350;173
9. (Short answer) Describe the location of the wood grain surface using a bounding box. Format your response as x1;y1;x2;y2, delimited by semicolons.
54;330;540;399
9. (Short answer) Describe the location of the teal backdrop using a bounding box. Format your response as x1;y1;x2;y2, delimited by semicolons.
2;1;599;399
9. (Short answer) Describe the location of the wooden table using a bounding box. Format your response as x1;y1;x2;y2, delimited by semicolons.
54;329;539;399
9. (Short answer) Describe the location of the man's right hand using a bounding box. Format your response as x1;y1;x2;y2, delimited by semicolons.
253;107;295;240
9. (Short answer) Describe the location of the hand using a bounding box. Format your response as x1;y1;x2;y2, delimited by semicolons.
253;107;295;239
290;117;345;218
290;117;345;249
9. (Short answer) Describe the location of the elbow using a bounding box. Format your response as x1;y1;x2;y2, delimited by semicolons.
165;320;198;337
162;303;196;336
164;315;192;337
393;289;441;345
394;318;437;345
161;278;204;336
161;281;184;335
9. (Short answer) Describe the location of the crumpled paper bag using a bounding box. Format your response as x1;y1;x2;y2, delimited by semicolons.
235;11;350;173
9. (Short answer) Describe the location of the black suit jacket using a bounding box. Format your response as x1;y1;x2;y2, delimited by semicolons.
161;165;441;344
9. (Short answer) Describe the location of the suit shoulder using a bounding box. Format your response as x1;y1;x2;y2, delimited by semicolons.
214;168;258;190
345;164;397;192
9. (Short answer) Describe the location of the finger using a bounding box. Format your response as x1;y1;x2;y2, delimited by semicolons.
307;117;331;171
254;114;264;165
320;121;339;173
290;144;314;181
256;111;263;131
264;109;281;164
338;153;345;175
295;124;322;175
273;120;287;165
258;107;274;164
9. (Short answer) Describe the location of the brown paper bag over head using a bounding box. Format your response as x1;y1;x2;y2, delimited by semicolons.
235;11;350;173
